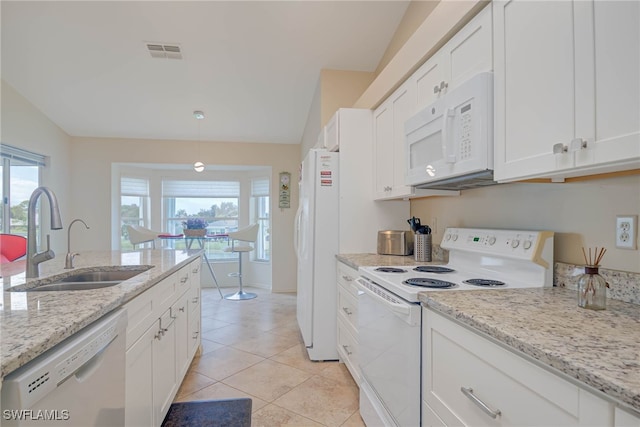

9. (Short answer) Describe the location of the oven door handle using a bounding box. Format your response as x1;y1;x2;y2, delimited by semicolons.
356;280;410;316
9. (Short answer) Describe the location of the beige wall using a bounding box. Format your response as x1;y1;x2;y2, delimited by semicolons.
300;69;374;160
1;80;72;254
411;175;640;273
374;0;440;76
70;137;300;292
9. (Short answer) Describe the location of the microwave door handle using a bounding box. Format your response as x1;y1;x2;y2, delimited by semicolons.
442;108;457;164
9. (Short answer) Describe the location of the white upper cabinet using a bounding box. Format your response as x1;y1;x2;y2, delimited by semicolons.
494;0;640;182
373;83;459;200
371;4;493;201
414;4;493;110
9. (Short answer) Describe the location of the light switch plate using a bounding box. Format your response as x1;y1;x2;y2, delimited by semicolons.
616;215;637;250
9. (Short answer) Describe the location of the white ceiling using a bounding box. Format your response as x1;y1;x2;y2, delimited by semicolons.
1;1;410;145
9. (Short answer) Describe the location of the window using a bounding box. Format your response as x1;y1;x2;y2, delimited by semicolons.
1;144;44;238
251;177;270;261
162;179;239;260
120;176;150;250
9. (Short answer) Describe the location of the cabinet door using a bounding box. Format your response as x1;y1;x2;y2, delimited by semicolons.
373;100;394;198
173;294;190;380
493;0;576;181
414;52;446;109
125;324;155;427
153;310;177;424
188;284;201;359
391;84;416;195
442;4;493;91
615;407;640;427
574;0;640;169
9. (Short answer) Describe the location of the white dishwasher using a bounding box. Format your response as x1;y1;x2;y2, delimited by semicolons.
2;309;127;427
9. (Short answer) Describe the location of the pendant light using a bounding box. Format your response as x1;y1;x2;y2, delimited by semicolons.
193;110;205;172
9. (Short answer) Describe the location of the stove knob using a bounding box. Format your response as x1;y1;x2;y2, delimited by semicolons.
523;240;533;250
445;233;451;241
488;236;497;245
452;234;458;241
511;239;520;249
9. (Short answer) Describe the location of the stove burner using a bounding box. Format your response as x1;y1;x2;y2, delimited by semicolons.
374;267;407;273
413;266;455;273
464;278;506;287
403;278;457;288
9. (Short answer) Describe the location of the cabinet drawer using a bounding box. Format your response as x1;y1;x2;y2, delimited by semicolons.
337;285;358;332
423;309;612;426
176;266;190;294
337;262;358;296
155;272;178;314
337;319;360;385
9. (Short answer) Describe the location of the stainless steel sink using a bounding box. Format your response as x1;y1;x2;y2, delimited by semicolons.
9;266;153;292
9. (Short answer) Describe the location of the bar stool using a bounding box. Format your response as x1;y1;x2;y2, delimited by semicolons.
224;223;259;300
126;225;160;249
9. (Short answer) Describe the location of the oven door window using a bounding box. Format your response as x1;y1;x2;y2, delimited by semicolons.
358;285;421;427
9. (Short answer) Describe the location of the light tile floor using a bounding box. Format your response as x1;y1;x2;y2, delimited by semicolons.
174;287;365;427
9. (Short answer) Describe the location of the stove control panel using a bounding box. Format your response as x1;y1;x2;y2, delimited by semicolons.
442;228;554;264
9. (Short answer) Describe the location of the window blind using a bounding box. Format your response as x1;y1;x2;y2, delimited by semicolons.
251;178;270;197
162;180;240;197
121;177;149;196
0;143;46;166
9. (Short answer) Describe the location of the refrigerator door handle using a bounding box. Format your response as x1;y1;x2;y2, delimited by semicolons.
294;204;303;260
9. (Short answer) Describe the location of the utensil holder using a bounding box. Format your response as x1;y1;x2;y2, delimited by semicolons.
414;234;432;262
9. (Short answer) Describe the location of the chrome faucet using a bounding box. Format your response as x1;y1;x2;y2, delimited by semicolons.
65;219;90;269
26;187;63;278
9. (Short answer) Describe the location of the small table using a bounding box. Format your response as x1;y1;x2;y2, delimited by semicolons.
158;234;229;299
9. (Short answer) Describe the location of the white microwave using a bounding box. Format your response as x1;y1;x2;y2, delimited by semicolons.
405;72;494;190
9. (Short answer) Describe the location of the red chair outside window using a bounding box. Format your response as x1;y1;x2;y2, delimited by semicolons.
0;234;28;263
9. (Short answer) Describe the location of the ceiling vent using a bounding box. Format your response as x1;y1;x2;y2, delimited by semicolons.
145;42;182;60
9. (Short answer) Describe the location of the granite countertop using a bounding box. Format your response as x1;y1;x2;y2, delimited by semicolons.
336;252;444;270
0;249;202;380
419;287;640;413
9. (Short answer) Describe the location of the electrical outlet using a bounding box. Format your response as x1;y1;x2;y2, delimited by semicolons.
616;215;638;249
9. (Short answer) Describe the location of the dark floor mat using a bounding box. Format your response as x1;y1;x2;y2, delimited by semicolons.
161;398;252;427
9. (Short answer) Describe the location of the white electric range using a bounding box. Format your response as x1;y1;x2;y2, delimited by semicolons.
356;227;554;427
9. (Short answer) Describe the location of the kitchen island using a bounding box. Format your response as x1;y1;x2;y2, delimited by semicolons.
420;287;640;416
0;249;202;380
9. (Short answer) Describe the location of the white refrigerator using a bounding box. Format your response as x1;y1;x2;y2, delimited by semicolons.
295;149;340;361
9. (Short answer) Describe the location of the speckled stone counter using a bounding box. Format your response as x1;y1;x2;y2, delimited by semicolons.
336;247;446;270
1;249;202;379
419;287;640;412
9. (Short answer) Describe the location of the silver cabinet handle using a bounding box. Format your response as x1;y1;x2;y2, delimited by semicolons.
192;266;200;273
192;331;199;339
461;387;501;419
342;307;353;316
192;297;199;304
570;138;587;151
180;276;189;283
342;345;352;355
179;306;185;312
553;142;568;154
341;275;354;282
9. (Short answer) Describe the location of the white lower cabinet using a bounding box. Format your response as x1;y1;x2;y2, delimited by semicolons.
124;258;202;427
336;261;360;384
616;407;640;427
422;308;615;426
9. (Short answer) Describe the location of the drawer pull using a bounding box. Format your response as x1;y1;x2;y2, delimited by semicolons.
342;307;353;316
180;276;189;284
192;331;199;339
342;344;352;356
461;387;501;419
179;306;185;312
341;275;354;282
192;297;199;304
